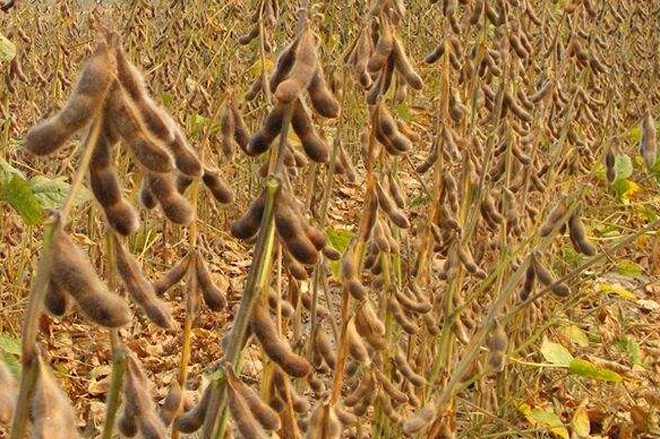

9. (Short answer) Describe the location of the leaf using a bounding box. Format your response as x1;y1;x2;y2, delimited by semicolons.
614;154;633;181
394;101;412;122
29;175;91;209
0;174;44;225
0;333;21;356
518;403;569;439
326;229;354;278
562;325;589;347
569;358;623;382
615;259;643;277
599;282;636;300
540;339;574;366
617;335;641;365
0;32;16;62
0;156;25;182
571;402;591;438
326;229;353;254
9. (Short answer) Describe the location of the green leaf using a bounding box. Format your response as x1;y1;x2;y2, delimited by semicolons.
614;154;633;181
568;358;623;382
0;32;16;62
394;101;412;122
0;174;44;225
326;229;353;254
561;325;589;348
0;157;25;183
616;335;641;365
29;175;90;209
0;333;21;356
615;259;643;277
326;229;354;278
540;339;574;366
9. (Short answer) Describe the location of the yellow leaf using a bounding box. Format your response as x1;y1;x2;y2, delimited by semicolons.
571;401;591;438
518;403;569;439
599;283;636;300
562;325;589;347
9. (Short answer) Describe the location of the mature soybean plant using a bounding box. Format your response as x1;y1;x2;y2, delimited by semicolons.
1;0;660;439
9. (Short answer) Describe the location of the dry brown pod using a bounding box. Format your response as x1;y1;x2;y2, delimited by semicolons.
44;280;69;317
393;348;425;386
568;211;596;256
375;181;409;228
231;189;267;239
173;384;211;433
195;254;227;311
532;253;570;297
274;28;318;103
114;235;175;329
402;402;436;435
31;354;81;439
605;148;616;183
538;199;567;237
392;35;423;90
640;109;657;169
292;99;330;163
275;192;320;265
344;372;375;407
145;171;194;225
306;398;342;439
122;352;167;439
160;379;182;426
308;68;340;118
246;104;285;156
153;255;190;296
25;40;115;156
224;366;282;432
251;301;311;377
202;168;234;204
347;317;370;364
50;227;132;328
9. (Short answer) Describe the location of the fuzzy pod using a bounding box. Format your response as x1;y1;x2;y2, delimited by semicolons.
115;43;202;178
487;321;508;353
153;255;190;296
251;302;311;377
387;174;406;209
146;172;193;225
245;76;264;101
605;149;616;183
88;118;121;208
50;227;131;327
394;288;431;314
231;189;267;239
322;246;341;261
173;384;211;433
393;349;425;386
220;104;235;157
31;355;81;439
246;104;286;156
306;399;341;439
308;68;340;118
291;99;330;163
375;181;409;228
376;369;408;405
122;353;167;439
367;20;394;72
105;83;175;173
344;373;375;407
347;318;370;364
229;99;250;153
377;105;412;154
118;409;138;437
284;250;310;280
0;360;17;425
114;235;174;328
532;255;570;297
275;194;319;265
503;90;532;122
25;40;115;156
538;200;567;237
225;367;281;431
355;302;387;350
195;255;227;311
176;174;194;195
202;168;234;204
519;259;536;301
44;280;69;317
106;200;140;237
388;296;419;334
314;326;337;368
160;379;182;426
269;39;300;91
274;28;318;103
164;124;203;178
392;36;423;90
402;403;435;435
139;178;158;209
568;212;596;256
